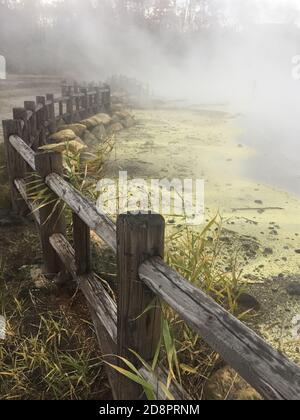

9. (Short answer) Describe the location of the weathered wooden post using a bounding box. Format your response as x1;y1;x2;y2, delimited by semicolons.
36;96;46;146
116;212;165;400
103;84;111;114
35;151;66;276
95;86;101;113
2;119;27;214
46;93;56;134
80;87;88;118
72;214;91;275
24;101;37;148
66;86;74;124
73;82;80;116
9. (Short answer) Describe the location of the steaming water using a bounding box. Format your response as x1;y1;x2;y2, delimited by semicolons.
238;112;300;197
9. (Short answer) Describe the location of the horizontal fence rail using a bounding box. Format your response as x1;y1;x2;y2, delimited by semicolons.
2;81;300;401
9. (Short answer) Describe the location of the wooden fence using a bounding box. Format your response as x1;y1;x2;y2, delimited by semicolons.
2;82;300;401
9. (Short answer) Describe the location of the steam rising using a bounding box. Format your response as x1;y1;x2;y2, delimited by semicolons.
1;0;300;192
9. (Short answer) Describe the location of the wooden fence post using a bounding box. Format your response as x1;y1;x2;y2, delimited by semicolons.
46;93;56;134
36;96;46;146
80;87;88;118
13;107;29;144
66;87;74;124
2;119;27;214
35;151;66;276
116;212;165;400
24;101;37;148
72;213;91;275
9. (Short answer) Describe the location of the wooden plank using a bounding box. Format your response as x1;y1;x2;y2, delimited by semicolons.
2;120;27;213
72;213;91;275
116;213;165;400
9;134;36;170
14;179;41;224
45;173;117;252
49;233;187;401
49;233;119;399
139;257;300;401
35;151;66;276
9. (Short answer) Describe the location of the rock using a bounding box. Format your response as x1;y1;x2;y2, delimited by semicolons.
111;103;125;112
80;117;100;130
94;113;112;126
115;110;131;119
286;283;300;296
295;250;300;254
91;124;106;140
49;129;77;143
237;293;260;311
39;139;87;154
107;122;123;134
122;116;135;128
263;247;273;256
254;200;263;205
83;131;99;147
204;366;262;400
112;114;120;123
57;124;86;138
81;113;112;129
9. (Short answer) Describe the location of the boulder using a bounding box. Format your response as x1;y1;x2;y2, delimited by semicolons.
112;114;120;123
80;117;100;130
94;113;112;126
83;131;99;147
115;110;131;120
111;103;124;112
57;124;86;138
91;124;106;141
49;129;77;143
121;116;135;128
107;122;123;135
39;139;87;154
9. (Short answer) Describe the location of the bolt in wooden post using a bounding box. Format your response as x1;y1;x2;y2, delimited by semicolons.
72;213;91;275
116;212;165;400
2;119;27;214
35;151;66;276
